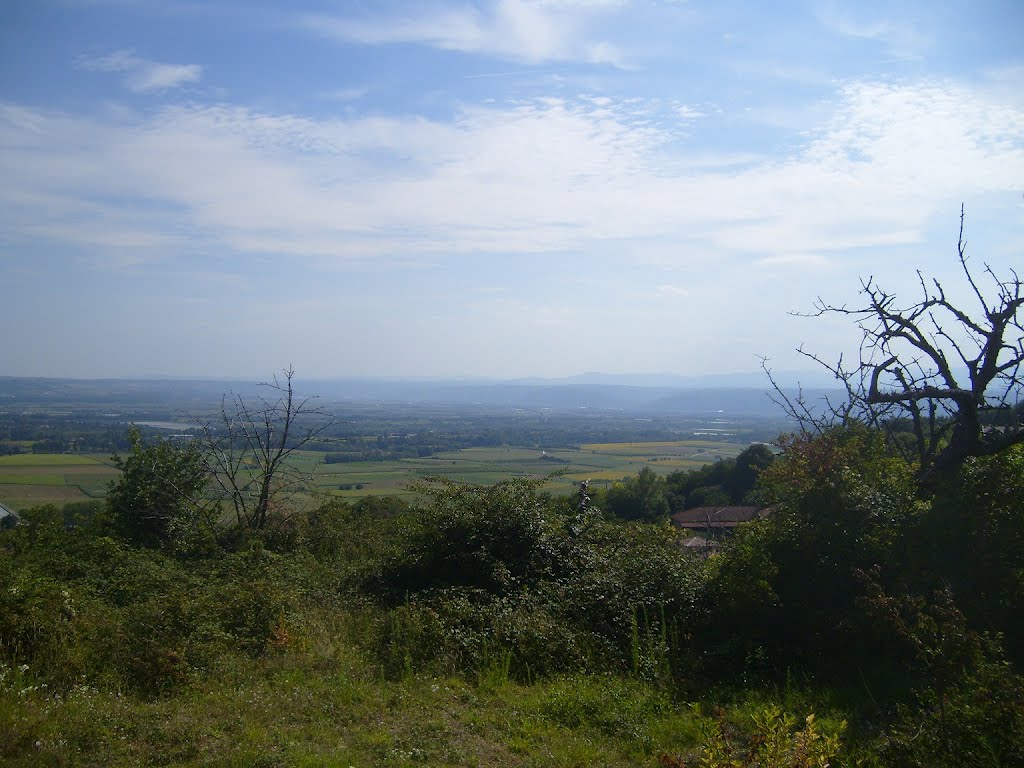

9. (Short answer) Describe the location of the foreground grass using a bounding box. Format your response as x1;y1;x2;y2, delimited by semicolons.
2;624;712;768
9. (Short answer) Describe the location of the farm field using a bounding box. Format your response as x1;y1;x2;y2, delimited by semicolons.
0;454;119;511
304;439;747;500
0;440;749;510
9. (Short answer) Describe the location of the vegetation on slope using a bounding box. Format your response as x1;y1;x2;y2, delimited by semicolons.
2;416;1023;765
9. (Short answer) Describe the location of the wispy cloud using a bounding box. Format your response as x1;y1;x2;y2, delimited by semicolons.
757;253;827;268
817;8;928;61
76;49;202;92
1;78;1021;273
303;0;626;65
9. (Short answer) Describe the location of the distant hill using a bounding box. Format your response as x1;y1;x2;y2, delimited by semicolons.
0;373;845;419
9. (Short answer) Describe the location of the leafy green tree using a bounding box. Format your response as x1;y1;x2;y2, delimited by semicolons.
685;484;730;509
106;427;208;549
730;443;776;502
605;466;670;522
667;460;734;509
666;445;774;510
706;425;919;674
914;444;1024;662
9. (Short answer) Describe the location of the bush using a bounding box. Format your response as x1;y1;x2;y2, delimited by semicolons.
0;515;335;695
913;445;1024;662
877;652;1024;767
364;478;704;682
700;426;919;677
106;427;208;550
660;705;845;768
370;478;560;599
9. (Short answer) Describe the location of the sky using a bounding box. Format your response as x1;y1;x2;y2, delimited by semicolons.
1;0;1022;381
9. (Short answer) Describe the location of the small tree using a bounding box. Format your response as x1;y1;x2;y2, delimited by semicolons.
605;466;670;522
768;208;1024;480
194;367;332;538
107;426;208;548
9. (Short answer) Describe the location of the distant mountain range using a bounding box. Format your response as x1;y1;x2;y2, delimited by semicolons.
0;371;844;419
514;370;839;389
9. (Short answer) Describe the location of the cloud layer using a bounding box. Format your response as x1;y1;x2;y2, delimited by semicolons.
2;0;1023;378
2;79;1021;272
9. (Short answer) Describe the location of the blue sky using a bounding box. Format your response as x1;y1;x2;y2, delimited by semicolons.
1;0;1022;380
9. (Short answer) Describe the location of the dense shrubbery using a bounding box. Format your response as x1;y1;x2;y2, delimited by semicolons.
594;443;777;522
358;478;704;682
2;425;1024;765
665;443;776;510
700;427;921;675
0;505;322;695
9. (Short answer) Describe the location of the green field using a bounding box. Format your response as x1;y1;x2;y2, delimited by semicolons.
0;454;119;510
0;453;105;467
303;440;746;500
0;440;748;511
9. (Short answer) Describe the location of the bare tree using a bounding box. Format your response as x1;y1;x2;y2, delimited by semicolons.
195;367;333;535
768;207;1024;480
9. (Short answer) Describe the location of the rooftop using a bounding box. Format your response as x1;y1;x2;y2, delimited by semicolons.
670;506;768;529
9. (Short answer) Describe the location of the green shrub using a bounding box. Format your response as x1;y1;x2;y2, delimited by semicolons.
876;654;1024;767
660;705;845;768
374;589;595;681
364;478;704;682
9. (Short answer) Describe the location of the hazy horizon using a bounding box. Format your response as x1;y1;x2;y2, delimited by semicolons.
2;1;1022;380
0;368;839;389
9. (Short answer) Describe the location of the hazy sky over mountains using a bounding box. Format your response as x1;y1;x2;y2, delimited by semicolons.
1;1;1022;379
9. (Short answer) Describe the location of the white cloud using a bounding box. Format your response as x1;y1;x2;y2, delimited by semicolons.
674;104;705;122
0;79;1021;274
657;284;690;296
76;49;202;92
304;0;625;65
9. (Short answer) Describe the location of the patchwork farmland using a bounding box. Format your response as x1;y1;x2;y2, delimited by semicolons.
0;453;120;511
0;440;748;511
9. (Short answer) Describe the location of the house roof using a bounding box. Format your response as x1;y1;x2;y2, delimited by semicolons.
670;506;767;529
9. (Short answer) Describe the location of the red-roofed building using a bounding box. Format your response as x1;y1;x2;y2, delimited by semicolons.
670;505;770;533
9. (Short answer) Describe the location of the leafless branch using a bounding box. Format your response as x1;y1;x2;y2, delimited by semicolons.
191;367;333;538
769;208;1024;482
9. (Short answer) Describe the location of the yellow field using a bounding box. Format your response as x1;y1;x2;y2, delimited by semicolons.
581;441;720;451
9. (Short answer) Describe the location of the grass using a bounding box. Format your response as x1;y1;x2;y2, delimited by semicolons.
580;440;738;453
3;618;852;767
1;642;710;768
0;474;66;486
0;486;103;510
